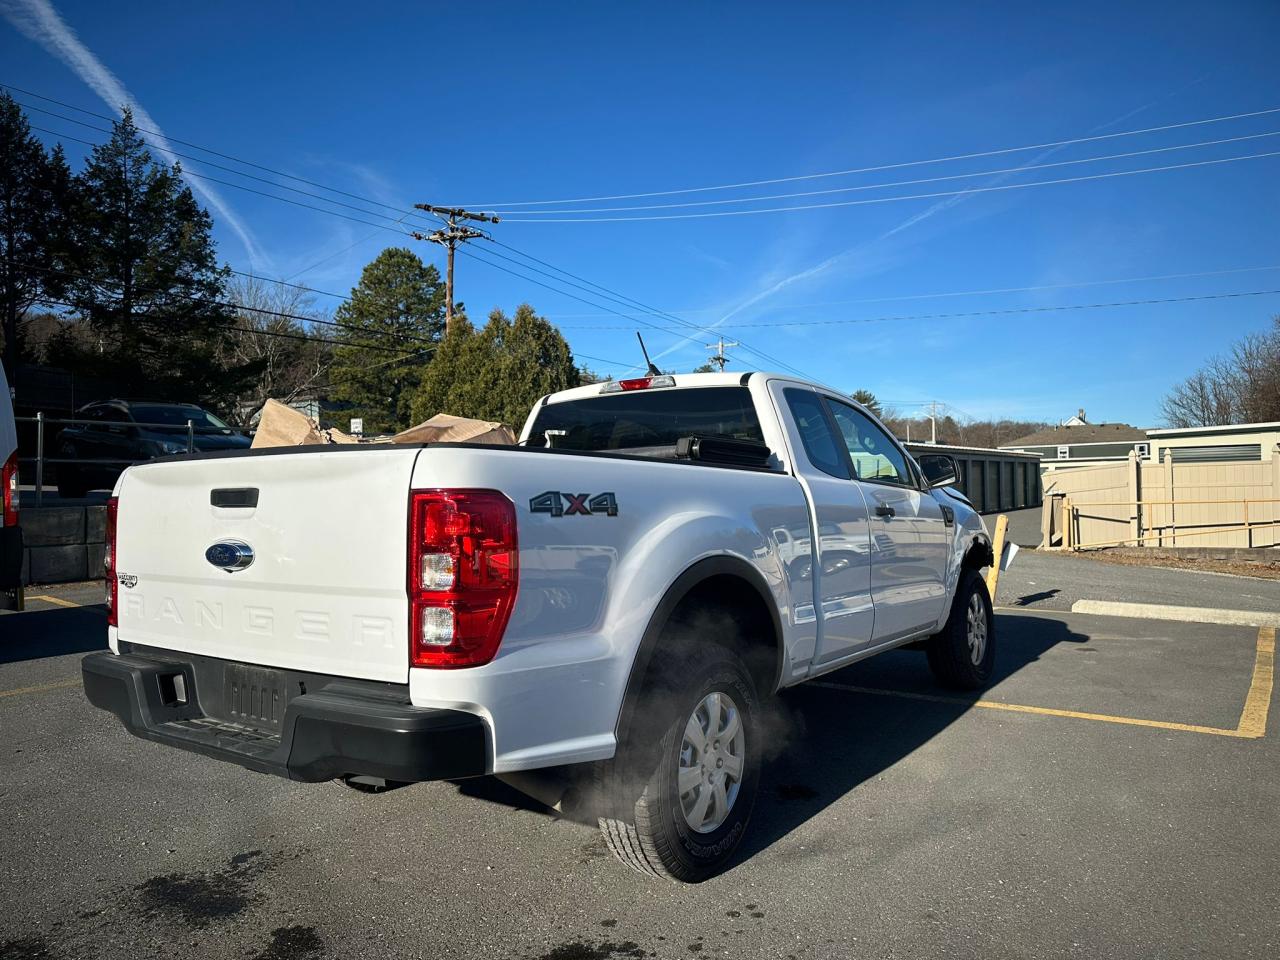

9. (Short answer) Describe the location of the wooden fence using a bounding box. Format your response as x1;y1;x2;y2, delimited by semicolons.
1040;447;1280;550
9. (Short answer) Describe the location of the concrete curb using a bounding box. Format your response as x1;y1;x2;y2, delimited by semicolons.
1071;599;1280;628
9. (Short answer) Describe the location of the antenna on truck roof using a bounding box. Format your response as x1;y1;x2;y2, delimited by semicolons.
635;332;662;377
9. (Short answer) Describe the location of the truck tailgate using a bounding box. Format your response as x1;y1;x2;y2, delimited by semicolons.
113;447;421;683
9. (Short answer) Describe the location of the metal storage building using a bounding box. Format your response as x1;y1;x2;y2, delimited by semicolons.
904;442;1042;515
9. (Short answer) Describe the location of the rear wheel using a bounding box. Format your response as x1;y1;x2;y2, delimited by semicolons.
599;644;761;882
925;569;995;689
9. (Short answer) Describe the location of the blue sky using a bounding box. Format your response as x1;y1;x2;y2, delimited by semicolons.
3;0;1279;426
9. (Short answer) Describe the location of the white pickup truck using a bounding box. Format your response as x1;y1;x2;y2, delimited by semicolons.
83;372;997;881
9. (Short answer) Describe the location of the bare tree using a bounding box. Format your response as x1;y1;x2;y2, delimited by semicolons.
1161;316;1280;427
220;276;335;427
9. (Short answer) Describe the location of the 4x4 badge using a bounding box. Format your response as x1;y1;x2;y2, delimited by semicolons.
530;491;618;517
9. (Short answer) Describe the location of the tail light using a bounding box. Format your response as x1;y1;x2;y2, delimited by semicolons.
408;489;518;668
105;497;118;626
2;450;17;527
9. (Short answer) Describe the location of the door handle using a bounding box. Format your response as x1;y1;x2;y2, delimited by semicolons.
875;504;896;518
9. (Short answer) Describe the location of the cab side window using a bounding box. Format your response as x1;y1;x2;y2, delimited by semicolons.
827;401;912;486
784;389;849;480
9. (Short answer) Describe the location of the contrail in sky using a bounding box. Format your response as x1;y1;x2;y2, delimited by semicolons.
660;95;1181;364
1;0;268;268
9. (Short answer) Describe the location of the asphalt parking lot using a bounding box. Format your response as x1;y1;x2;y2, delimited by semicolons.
1;567;1276;960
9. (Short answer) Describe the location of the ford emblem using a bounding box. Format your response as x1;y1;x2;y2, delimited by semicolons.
205;540;255;572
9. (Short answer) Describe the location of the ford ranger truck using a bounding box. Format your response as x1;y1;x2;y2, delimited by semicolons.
82;372;996;882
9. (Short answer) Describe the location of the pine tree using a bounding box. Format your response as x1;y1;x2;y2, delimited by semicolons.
409;314;475;425
411;304;580;427
851;389;882;417
330;247;445;432
58;109;245;405
0;93;72;378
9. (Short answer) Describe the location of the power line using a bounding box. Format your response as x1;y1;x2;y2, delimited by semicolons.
498;149;1280;222
20;114;808;371
566;351;634;370
452;245;704;350
452;245;810;379
457;105;1280;207
30;298;417;353
20;117;757;368
29;125;419;237
17;261;662;373
5;86;906;379
484;239;816;379
227;269;351;302
2;82;439;226
556;287;1280;331
496;130;1280;215
25;123;1268;371
540;263;1280;319
19;102;425;228
12;259;437;347
30;91;1214;379
7;84;819;378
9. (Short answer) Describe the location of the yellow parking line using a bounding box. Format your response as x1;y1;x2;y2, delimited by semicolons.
810;682;1246;737
26;594;84;609
0;677;80;699
1237;627;1275;739
812;626;1275;740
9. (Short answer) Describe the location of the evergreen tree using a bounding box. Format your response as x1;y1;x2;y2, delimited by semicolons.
412;304;580;427
409;314;475;426
330;247;445;432
851;389;882;417
0;93;72;378
57;109;246;405
691;363;717;373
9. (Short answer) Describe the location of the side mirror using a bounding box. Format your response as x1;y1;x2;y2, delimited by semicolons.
917;453;958;489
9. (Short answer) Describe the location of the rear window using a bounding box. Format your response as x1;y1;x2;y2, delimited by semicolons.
528;386;764;452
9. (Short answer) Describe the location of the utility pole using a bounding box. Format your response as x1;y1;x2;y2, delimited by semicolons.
704;337;740;372
411;205;500;337
926;400;939;444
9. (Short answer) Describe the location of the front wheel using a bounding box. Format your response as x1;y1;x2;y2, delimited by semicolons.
599;645;761;882
925;569;996;689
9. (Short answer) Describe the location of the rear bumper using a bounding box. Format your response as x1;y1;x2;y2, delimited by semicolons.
81;648;488;783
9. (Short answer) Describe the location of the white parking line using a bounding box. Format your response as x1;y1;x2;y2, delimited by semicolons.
1070;600;1280;629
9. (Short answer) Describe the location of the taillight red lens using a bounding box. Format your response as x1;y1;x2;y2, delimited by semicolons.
105;497;118;626
2;451;18;527
408;489;518;668
617;377;654;391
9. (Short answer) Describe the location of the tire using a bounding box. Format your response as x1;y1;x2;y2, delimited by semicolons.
599;642;762;883
925;569;995;690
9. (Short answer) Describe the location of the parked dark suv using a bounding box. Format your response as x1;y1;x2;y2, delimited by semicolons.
56;400;251;499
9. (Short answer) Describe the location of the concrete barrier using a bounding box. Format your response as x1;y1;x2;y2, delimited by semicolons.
20;503;107;585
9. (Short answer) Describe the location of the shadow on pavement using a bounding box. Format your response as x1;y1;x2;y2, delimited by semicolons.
1011;588;1061;606
455;611;1088;870
0;604;108;664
